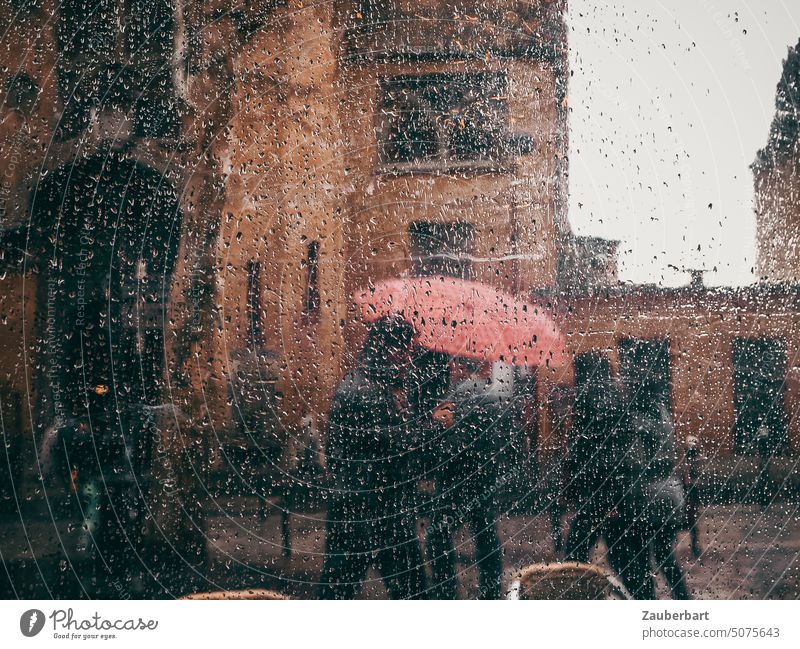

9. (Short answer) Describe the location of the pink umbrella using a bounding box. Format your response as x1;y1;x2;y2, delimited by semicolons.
354;276;568;367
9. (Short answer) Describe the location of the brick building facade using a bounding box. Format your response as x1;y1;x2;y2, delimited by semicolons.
548;285;800;459
0;1;568;524
1;0;799;519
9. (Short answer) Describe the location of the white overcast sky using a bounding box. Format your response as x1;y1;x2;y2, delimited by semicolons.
568;0;800;286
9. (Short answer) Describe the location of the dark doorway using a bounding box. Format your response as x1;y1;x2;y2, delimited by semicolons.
732;338;788;454
31;153;181;436
618;337;673;411
25;152;182;597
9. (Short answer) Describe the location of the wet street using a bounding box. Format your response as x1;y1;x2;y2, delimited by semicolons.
2;497;800;599
199;501;800;599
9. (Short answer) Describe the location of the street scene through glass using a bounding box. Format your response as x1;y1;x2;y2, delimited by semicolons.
1;0;800;602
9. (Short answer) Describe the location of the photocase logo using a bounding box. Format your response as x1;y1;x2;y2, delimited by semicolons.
20;609;45;637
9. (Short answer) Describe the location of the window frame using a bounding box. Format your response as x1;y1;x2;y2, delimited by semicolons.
375;71;513;175
617;336;674;415
408;221;475;280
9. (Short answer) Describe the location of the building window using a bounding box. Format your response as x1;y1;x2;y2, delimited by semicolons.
246;259;263;347
378;73;508;172
732;338;788;454
409;221;474;279
56;0;176;60
303;241;321;320
56;0;117;61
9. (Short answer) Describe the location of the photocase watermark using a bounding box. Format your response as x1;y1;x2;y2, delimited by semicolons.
140;404;180;495
44;206;94;422
19;608;159;641
0;126;28;230
73;221;94;328
700;0;753;72
45;273;65;423
111;579;132;601
19;609;45;637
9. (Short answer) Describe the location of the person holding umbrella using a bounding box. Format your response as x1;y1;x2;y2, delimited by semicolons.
353;276;568;370
319;315;428;599
349;275;569;598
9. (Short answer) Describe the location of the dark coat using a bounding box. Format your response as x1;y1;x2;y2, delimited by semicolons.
325;367;419;517
567;382;628;506
621;402;687;532
434;378;507;509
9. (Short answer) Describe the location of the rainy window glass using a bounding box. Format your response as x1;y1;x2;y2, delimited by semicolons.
54;0;178;139
5;0;800;613
56;0;117;60
4;73;38;114
378;73;508;169
618;338;673;409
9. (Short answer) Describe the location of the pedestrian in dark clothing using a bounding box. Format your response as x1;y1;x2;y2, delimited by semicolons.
319;316;428;599
406;349;452;480
561;352;647;599
754;423;775;507
535;383;573;556
683;434;702;558
617;381;691;600
544;449;567;556
564;353;629;564
425;359;505;600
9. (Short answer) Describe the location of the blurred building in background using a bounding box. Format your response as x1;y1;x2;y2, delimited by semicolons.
556;235;620;292
0;0;568;537
1;0;799;525
553;281;800;462
216;0;570;448
539;38;800;462
753;38;800;285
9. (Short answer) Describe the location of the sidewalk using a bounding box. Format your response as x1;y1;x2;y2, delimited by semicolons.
2;455;799;598
199;501;800;599
5;497;797;599
693;455;800;503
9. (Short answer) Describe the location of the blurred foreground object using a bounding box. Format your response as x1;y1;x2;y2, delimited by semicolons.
181;589;289;600
510;562;631;600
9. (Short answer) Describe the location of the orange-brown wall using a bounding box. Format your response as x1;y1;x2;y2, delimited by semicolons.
556;288;800;456
215;1;568;440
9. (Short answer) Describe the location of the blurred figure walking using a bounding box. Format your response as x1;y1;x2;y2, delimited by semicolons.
754;423;775;508
563;352;637;590
618;360;691;600
319;316;427;599
683;434;702;558
425;358;505;599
